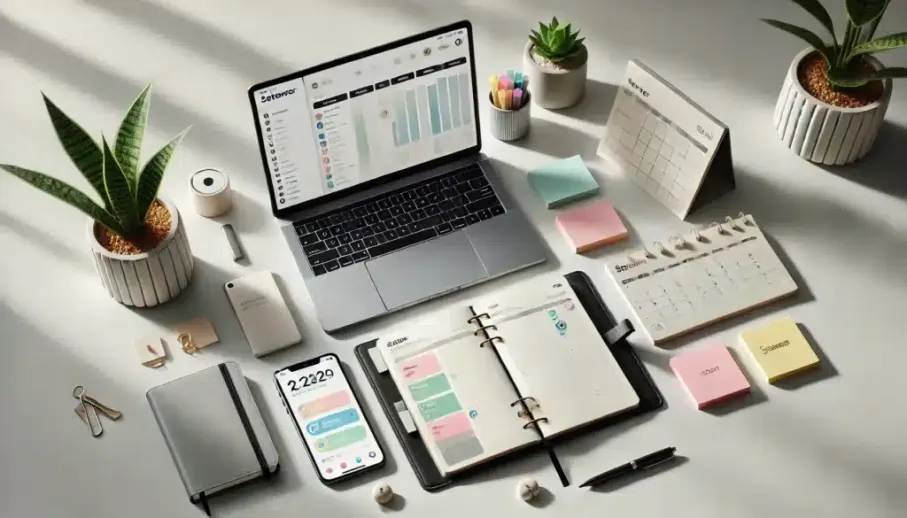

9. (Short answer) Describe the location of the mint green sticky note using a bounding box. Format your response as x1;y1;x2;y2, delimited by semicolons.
527;155;599;209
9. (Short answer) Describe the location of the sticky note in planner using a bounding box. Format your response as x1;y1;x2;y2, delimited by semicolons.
528;155;600;209
401;352;442;382
741;317;819;384
418;393;462;421
432;413;484;465
409;373;452;401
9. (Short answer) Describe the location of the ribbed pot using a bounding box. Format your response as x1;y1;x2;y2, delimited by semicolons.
87;198;194;307
774;48;892;165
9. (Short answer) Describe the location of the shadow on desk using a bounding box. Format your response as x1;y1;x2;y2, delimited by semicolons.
819;122;907;200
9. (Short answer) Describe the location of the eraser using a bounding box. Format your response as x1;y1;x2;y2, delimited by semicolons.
741;317;819;384
670;345;750;410
555;201;628;253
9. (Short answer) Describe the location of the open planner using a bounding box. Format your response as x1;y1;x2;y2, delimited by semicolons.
356;271;663;490
606;213;798;344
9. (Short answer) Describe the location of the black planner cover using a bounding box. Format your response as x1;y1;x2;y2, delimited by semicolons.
354;271;663;491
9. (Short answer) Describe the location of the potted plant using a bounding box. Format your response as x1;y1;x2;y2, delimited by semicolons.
763;0;906;165
523;17;588;109
1;86;192;307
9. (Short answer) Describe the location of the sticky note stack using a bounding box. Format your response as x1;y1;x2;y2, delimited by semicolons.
669;345;751;410
555;201;628;253
528;155;599;209
740;317;819;384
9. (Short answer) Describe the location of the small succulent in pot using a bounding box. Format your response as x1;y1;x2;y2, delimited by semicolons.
529;17;586;67
523;17;589;109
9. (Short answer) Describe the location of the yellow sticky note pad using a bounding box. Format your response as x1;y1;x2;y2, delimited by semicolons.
741;317;819;383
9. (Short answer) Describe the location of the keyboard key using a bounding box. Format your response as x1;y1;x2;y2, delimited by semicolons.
442;176;456;188
304;241;328;256
466;214;480;225
366;202;379;213
420;215;442;228
378;209;392;220
317;219;331;230
490;205;505;216
397;226;410;237
438;211;450;222
352;240;365;251
390;194;403;205
456;183;472;194
390;206;404;217
325;260;340;272
412;208;427;220
378;199;391;210
428;181;442;192
340;211;354;222
467;195;498;213
416;186;430;196
339;256;354;267
362;227;374;237
469;177;489;189
416;197;430;208
352;206;368;218
375;233;387;244
317;229;331;240
330;214;343;224
478;209;492;221
304;222;319;233
402;190;415;201
374;222;387;233
343;220;357;232
452;207;468;218
408;221;422;232
308;249;339;266
326;237;340;248
339;233;352;244
369;228;437;258
312;265;326;276
427;193;443;204
452;195;467;206
330;225;344;236
365;214;378;225
451;218;467;229
466;185;494;202
364;236;378;247
458;167;483;181
299;233;319;246
439;200;454;211
442;187;458;199
385;229;398;240
350;229;363;240
426;205;440;216
352;251;369;262
437;223;453;234
386;219;399;229
354;217;367;229
397;214;413;225
338;244;353;256
402;201;416;212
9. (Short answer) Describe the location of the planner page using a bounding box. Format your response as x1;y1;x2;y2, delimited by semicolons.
378;307;536;475
471;276;640;438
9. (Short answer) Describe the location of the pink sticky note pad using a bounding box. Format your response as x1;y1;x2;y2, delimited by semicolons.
670;346;751;410
555;201;628;253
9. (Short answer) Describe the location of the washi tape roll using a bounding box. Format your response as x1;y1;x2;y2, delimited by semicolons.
189;168;232;217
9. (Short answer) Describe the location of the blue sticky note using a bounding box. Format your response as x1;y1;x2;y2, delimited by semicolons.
527;155;599;209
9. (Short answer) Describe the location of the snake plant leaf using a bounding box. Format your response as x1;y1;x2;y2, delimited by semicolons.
102;137;140;234
0;164;124;234
790;0;838;45
848;32;907;58
846;0;889;27
862;66;907;79
114;85;151;194
762;19;836;64
826;67;871;87
135;129;188;219
41;94;111;211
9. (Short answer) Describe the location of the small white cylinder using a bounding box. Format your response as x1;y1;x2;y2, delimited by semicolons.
189;168;232;218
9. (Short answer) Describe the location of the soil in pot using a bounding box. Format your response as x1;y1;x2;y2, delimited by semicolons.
798;54;883;108
95;200;171;255
530;45;586;71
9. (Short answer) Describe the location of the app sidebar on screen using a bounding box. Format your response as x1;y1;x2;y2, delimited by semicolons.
278;356;383;480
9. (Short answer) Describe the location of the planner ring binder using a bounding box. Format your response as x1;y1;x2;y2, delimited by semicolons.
473;325;497;336
467;313;490;324
479;336;504;348
510;396;538;408
522;417;549;430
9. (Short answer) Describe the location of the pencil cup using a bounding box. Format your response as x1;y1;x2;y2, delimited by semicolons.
489;92;530;141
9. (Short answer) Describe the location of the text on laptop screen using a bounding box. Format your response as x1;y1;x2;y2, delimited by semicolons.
253;28;476;209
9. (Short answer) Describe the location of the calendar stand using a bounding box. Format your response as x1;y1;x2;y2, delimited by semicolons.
597;60;735;220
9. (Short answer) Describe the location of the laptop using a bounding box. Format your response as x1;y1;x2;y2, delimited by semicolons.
248;20;546;332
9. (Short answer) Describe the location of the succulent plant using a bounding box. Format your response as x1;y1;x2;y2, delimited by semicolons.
762;0;907;88
1;86;188;239
529;17;585;63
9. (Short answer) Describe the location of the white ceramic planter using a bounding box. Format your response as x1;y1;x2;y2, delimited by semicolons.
774;48;892;165
522;42;587;109
88;198;194;307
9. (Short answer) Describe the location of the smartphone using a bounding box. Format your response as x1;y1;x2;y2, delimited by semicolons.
274;354;385;484
225;271;301;357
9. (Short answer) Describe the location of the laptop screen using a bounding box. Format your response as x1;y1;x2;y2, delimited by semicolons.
251;24;477;213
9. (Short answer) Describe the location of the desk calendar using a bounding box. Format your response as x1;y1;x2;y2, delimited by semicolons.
606;214;797;343
597;60;735;220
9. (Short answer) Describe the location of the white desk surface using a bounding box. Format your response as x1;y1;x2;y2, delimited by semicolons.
2;1;906;516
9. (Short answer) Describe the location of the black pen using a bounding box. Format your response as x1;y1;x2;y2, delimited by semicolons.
579;447;677;488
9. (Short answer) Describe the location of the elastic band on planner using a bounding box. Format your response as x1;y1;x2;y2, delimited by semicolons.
199;492;211;516
604;319;635;347
479;336;504;348
473;325;498;336
467;313;490;324
219;363;270;479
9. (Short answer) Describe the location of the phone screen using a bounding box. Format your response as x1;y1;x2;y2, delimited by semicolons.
276;355;384;481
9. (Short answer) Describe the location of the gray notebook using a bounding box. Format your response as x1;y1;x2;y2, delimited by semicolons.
147;362;279;514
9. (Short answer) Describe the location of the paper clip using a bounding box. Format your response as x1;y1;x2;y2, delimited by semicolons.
73;386;122;438
178;333;198;355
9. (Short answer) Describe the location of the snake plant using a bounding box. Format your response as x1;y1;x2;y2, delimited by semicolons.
529;17;585;63
762;0;907;88
1;86;188;239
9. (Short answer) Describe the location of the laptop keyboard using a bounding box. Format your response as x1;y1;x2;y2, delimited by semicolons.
293;164;506;276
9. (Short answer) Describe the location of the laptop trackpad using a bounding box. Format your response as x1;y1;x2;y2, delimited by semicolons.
366;232;487;310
